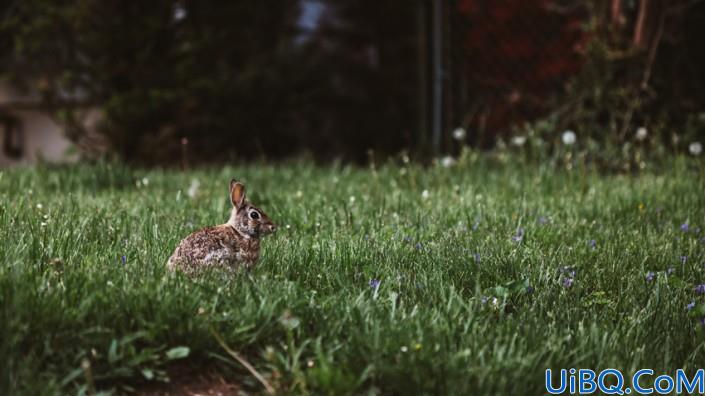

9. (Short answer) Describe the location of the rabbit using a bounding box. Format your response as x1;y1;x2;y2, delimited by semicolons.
168;179;276;274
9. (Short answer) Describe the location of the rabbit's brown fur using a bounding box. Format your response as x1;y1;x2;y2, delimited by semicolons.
168;179;275;274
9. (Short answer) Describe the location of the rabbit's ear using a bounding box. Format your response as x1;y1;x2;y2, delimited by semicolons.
230;179;246;209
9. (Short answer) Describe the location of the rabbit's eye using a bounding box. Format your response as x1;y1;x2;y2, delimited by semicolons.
249;211;260;220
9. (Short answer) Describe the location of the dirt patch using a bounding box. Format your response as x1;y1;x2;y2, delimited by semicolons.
135;365;240;396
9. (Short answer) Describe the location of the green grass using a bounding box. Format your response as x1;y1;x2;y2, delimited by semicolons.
1;156;705;395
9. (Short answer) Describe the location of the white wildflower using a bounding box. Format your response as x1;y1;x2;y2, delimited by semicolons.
452;127;467;141
349;195;356;204
562;130;577;145
142;177;149;186
489;297;501;311
421;189;430;200
689;142;702;156
36;203;43;209
635;127;648;141
440;156;456;168
400;346;408;353
511;135;527;146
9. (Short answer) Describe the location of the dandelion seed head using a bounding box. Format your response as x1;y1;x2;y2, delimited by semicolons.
635;127;648;141
511;135;527;147
562;130;577;145
452;127;467;141
440;156;456;168
172;4;187;21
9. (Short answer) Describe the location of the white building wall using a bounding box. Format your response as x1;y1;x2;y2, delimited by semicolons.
0;82;80;167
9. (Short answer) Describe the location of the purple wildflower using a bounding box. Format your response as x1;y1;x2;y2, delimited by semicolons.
667;267;675;275
645;271;655;282
560;266;577;278
403;236;412;243
562;277;574;289
538;216;548;225
512;228;525;243
472;221;480;231
480;296;489;305
700;317;705;327
687;301;696;311
473;253;481;263
695;284;705;294
369;279;381;290
526;285;535;294
121;255;126;265
681;223;690;232
414;242;423;250
589;239;597;250
681;256;688;264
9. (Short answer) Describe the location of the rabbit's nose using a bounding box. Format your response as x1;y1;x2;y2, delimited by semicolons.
269;224;277;233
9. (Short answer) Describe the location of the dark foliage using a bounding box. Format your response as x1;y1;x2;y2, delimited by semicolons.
1;1;704;164
1;0;422;164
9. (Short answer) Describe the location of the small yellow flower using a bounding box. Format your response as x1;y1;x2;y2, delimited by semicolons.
414;343;422;351
638;203;645;212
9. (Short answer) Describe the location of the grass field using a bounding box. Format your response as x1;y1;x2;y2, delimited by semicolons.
2;156;705;395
